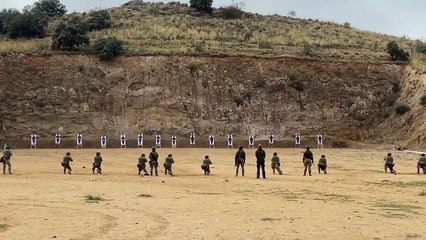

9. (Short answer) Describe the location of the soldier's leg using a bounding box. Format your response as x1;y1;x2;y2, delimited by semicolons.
150;166;153;176
3;163;6;174
417;165;420;174
235;164;239;176
241;164;245;177
98;165;102;174
308;163;312;176
324;166;327;174
143;167;148;175
261;162;266;178
256;162;260;178
277;166;283;175
7;161;11;174
155;165;158;176
384;164;387;173
303;165;307;176
92;164;96;174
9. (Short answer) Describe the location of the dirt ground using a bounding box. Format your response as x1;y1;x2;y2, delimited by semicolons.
0;147;425;240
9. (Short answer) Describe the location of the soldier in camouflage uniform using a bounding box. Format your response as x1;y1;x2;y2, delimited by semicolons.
149;147;159;176
318;155;327;174
163;154;174;176
137;154;149;175
255;144;266;179
201;155;213;175
303;146;313;176
235;145;246;177
271;152;283;175
2;146;13;175
417;153;426;174
61;152;73;174
92;152;103;174
384;153;396;174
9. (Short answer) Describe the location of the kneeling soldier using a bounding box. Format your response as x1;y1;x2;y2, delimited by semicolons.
318;155;327;174
384;153;396;175
138;154;149;175
61;152;73;174
271;152;283;175
417;153;426;174
92;152;103;174
164;154;174;176
201;155;213;175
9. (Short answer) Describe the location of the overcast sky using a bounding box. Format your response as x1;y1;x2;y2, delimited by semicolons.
2;0;425;39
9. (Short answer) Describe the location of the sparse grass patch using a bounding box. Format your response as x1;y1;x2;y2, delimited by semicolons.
0;224;8;230
373;202;422;216
260;217;282;222
138;193;153;198
85;195;104;203
418;190;426;196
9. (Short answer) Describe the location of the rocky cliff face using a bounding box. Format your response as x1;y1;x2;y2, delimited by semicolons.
0;54;405;148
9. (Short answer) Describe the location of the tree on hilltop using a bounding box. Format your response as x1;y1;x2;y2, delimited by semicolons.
386;41;409;61
51;16;90;51
33;0;67;17
190;0;213;14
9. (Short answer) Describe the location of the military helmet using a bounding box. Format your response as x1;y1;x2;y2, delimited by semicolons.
387;153;392;156
421;153;425;157
66;152;71;155
168;154;172;157
205;155;209;159
141;153;145;157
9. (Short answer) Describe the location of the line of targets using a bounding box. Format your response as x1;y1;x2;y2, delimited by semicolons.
29;133;325;149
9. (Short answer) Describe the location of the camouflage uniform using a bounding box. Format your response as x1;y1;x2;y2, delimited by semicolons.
2;148;12;174
235;146;246;177
318;155;327;174
164;154;174;176
201;156;213;175
92;152;103;174
417;154;426;174
61;153;73;174
255;145;266;179
384;153;396;174
271;154;283;175
149;147;159;176
137;154;149;175
303;147;313;176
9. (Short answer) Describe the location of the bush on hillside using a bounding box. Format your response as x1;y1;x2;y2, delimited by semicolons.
190;0;213;14
420;95;426;106
394;102;411;115
51;16;90;50
0;9;20;34
4;10;48;39
87;9;112;31
218;3;244;19
386;41;409;61
33;0;66;17
415;40;426;54
93;37;125;60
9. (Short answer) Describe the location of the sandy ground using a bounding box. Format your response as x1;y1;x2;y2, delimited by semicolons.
0;147;425;240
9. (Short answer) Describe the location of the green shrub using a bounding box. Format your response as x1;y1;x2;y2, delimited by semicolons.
218;5;244;19
394;102;411;115
51;17;90;51
3;9;48;39
190;0;213;14
387;41;409;61
33;0;66;17
420;95;426;106
259;39;273;49
93;37;125;60
87;9;112;31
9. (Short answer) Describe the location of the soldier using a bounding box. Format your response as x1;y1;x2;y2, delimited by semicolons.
227;134;233;149
303;146;313;176
209;135;215;148
2;146;13;175
171;136;177;148
268;133;274;148
317;134;324;149
61;152;73;174
31;134;37;149
255;144;266;179
201;155;213;175
55;134;61;148
318;155;327;174
295;133;301;148
248;135;255;149
120;134;126;148
100;136;107;149
234;145;246;177
137;154;149;175
417;153;426;174
149;147;159;176
92;152;103;174
271;152;283;175
156;134;162;148
163;154;174;176
384;153;396;175
138;134;144;148
76;133;83;149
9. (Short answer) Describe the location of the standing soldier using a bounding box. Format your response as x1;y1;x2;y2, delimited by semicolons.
201;155;213;175
137;154;149;175
255;144;266;179
163;154;174;176
268;132;274;148
155;134;162;148
295;133;301;148
76;133;83;149
317;134;324;149
120;134;126;148
248;135;255;149
61;152;73;174
30;134;37;149
318;155;328;174
100;136;107;149
271;152;283;175
384;153;397;175
149;147;159;176
138;134;144;148
303;146;313;176
417;153;426;174
2;146;13;175
55;134;61;148
209;135;215;148
171;135;177;148
190;133;196;147
92;152;103;174
234;145;246;177
227;134;233;149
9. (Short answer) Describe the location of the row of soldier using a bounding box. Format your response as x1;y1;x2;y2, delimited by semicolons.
28;133;325;149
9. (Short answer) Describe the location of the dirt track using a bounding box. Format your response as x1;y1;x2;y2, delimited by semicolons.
0;148;425;240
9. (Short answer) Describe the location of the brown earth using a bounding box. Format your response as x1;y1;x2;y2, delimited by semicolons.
0;54;412;148
0;148;425;240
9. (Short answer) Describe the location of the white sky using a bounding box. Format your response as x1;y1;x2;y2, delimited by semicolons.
1;0;425;40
